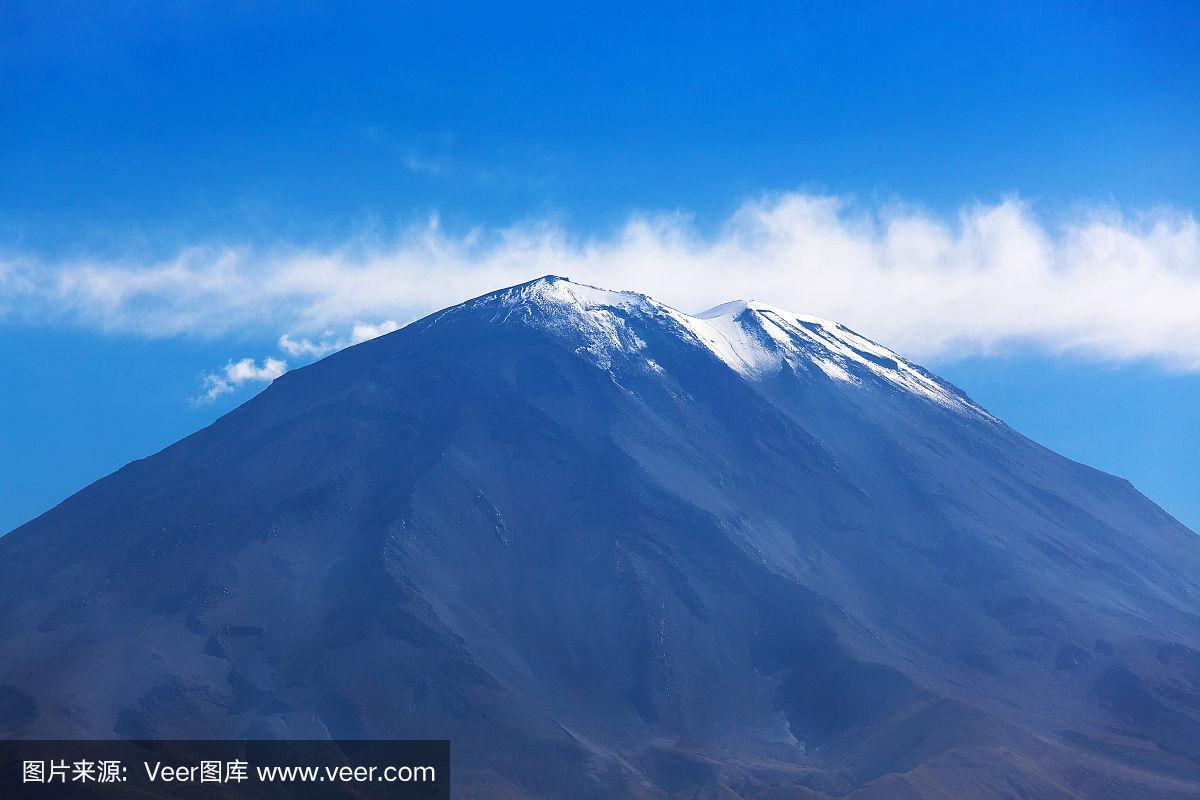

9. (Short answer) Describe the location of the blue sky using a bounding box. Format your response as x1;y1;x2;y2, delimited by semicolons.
1;1;1198;533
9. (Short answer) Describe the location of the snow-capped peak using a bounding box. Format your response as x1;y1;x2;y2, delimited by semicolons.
491;274;653;311
469;276;661;370
692;299;983;413
463;276;984;415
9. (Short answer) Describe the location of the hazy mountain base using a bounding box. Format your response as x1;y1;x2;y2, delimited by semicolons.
2;278;1199;798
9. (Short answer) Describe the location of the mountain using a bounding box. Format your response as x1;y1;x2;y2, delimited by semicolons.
2;276;1200;799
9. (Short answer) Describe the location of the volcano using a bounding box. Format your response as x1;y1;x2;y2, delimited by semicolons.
2;276;1199;799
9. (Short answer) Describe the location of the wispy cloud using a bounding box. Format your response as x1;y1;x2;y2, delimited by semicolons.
361;127;561;188
278;320;400;358
398;151;446;176
196;357;287;404
363;127;449;176
4;192;1200;371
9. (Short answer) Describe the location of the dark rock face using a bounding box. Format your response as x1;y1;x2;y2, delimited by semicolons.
2;277;1199;798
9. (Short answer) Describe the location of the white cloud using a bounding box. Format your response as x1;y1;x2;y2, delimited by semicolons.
277;333;335;358
4;192;1200;370
278;319;400;358
195;356;287;404
350;319;401;342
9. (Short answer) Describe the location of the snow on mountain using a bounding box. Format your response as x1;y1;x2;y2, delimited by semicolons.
461;275;987;416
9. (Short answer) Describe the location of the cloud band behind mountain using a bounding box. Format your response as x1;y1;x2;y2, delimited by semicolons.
3;193;1199;369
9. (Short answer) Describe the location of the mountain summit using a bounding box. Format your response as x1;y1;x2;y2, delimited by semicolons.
2;277;1199;799
446;276;983;414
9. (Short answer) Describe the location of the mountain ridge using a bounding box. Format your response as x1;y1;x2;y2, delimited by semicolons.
424;274;990;416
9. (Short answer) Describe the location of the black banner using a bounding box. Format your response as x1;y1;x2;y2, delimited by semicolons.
0;740;450;799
